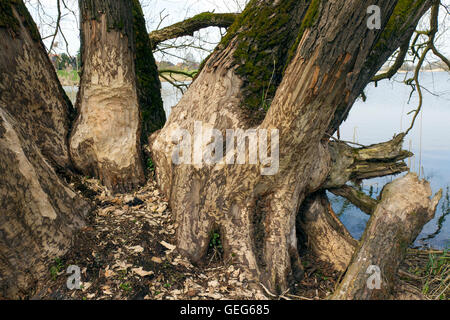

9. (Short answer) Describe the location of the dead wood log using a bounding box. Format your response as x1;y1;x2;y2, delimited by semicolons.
325;134;413;189
329;185;378;215
331;173;442;300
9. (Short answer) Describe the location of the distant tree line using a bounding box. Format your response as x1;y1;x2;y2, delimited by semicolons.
49;52;80;70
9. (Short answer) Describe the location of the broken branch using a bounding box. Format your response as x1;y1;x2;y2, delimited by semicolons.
331;173;442;300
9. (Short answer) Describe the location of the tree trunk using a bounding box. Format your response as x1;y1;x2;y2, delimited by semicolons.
70;0;165;193
299;133;414;272
331;173;441;300
133;0;166;140
151;0;314;292
151;0;436;293
298;192;359;273
0;1;90;298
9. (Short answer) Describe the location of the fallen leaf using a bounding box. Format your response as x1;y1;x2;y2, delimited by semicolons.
104;269;116;278
102;286;112;295
151;257;163;264
160;241;176;251
129;245;144;253
132;267;154;277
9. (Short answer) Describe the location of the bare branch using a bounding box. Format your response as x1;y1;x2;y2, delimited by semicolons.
329;185;378;215
372;39;410;83
149;12;238;48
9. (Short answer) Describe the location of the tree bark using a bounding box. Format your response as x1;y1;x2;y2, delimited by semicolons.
151;0;315;293
299;133;414;271
299;192;359;273
70;0;165;193
0;0;90;298
149;12;238;48
133;0;166;140
331;173;442;300
328;0;433;134
151;0;434;293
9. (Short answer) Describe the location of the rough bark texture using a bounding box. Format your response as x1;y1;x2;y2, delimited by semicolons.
151;0;429;293
332;173;441;300
328;0;433;134
0;1;90;298
71;0;158;193
133;0;165;140
329;186;378;216
299;132;415;273
299;192;358;272
209;0;311;121
325;134;412;189
149;12;238;48
0;1;73;169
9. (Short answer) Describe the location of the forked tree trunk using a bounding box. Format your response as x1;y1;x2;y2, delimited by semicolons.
70;0;165;193
151;0;437;293
332;173;441;300
0;1;90;298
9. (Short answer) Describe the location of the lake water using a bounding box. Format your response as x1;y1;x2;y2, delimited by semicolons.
64;72;450;250
332;71;450;250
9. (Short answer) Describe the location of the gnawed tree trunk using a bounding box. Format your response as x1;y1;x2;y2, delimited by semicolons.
331;173;441;300
299;133;414;272
298;192;358;273
151;0;313;292
0;1;90;298
70;0;165;193
152;0;436;294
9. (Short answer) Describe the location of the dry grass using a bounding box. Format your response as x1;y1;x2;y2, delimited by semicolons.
401;249;449;300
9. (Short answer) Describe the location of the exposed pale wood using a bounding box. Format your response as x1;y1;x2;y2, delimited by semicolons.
0;2;90;298
299;192;358;272
70;1;145;193
325;134;412;189
331;173;442;300
151;0;418;293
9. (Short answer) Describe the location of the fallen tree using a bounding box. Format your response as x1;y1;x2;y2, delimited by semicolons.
331;173;441;300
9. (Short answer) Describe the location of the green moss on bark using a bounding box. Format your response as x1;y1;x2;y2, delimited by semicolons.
285;0;321;67
0;0;41;41
205;0;316;119
132;0;165;140
366;0;428;70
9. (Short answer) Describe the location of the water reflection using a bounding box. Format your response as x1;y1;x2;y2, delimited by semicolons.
334;71;450;249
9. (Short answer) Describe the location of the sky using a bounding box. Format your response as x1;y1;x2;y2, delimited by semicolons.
24;0;450;64
25;0;247;62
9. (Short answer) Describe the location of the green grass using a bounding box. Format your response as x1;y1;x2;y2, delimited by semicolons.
49;257;65;280
57;69;80;83
421;250;449;299
119;282;132;292
405;249;449;300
